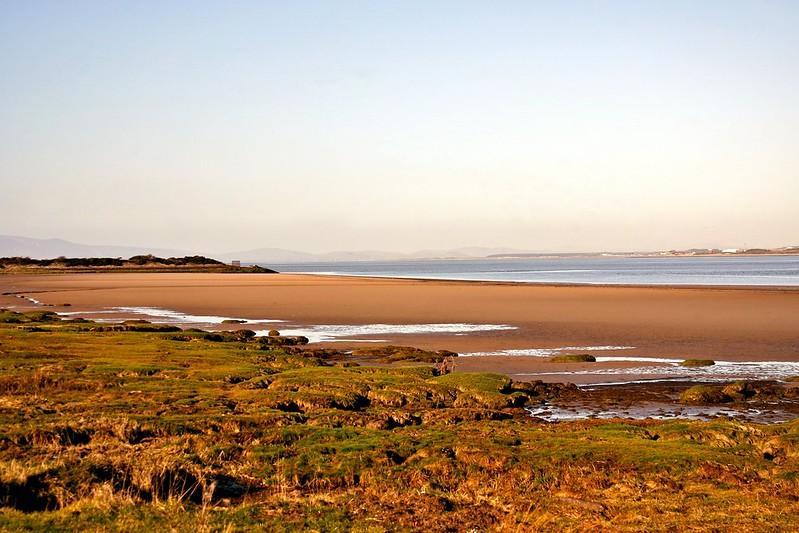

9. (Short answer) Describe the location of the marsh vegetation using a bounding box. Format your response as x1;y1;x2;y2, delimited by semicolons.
0;310;798;531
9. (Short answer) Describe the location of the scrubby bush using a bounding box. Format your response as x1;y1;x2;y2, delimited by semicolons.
127;255;169;265
0;310;24;323
0;255;225;268
0;310;60;324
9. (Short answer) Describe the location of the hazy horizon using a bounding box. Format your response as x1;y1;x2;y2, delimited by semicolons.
2;1;797;253
3;233;798;260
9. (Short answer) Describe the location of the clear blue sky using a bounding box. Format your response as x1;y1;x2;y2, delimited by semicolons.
1;1;797;252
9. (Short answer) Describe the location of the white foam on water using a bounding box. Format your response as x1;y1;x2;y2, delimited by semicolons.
54;306;515;343
255;323;517;343
461;346;636;357
515;359;799;381
471;344;799;383
594;356;682;364
526;404;788;423
58;310;119;316
58;306;284;325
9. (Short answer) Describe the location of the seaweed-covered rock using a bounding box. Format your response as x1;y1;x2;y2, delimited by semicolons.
722;381;756;399
352;345;458;363
680;385;731;404
680;359;716;367
510;380;578;398
232;329;256;340
257;335;309;347
550;354;596;363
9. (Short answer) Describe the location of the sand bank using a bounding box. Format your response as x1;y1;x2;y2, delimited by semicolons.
2;272;797;365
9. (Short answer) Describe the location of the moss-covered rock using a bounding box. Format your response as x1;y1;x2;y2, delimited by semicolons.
680;359;716;367
352;345;457;363
721;381;756;399
680;385;731;404
550;354;596;363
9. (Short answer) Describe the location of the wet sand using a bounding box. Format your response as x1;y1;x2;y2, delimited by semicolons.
2;272;798;365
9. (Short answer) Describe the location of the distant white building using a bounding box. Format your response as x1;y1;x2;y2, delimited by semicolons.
721;248;739;254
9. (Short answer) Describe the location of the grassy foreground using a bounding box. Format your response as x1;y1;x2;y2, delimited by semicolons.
1;310;798;531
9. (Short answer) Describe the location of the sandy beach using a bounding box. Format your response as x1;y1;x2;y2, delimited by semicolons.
2;272;798;370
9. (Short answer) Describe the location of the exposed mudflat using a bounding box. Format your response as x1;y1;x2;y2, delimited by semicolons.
2;272;799;361
529;380;799;423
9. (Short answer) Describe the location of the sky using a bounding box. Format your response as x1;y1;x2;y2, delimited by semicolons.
1;1;797;253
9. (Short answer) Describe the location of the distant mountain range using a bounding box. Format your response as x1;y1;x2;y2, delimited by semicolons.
6;235;795;264
0;235;532;264
0;235;185;260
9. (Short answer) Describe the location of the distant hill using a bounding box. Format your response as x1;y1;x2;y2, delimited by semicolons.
0;255;277;274
5;235;798;264
0;236;535;263
218;246;535;263
0;235;186;260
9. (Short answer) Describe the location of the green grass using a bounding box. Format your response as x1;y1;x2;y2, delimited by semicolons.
1;308;798;531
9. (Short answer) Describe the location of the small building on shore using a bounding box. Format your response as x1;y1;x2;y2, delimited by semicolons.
231;260;241;267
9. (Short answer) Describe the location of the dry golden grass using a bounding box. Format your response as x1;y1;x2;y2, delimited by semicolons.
0;309;798;531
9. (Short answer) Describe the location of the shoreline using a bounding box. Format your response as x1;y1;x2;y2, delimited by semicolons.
2;272;798;377
7;270;799;292
264;271;799;291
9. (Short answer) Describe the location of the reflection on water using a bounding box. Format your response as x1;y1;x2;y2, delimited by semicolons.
527;402;796;423
272;256;799;286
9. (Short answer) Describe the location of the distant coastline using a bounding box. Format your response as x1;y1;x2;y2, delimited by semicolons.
486;247;799;260
0;255;277;275
271;255;799;287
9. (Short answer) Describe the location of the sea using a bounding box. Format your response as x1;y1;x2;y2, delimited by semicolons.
267;255;799;286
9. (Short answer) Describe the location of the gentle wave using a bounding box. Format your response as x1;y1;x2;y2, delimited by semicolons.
60;306;284;325
461;346;636;357
255;323;518;343
16;295;43;305
54;306;516;343
515;359;799;381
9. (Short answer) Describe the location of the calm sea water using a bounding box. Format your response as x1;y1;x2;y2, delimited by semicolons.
267;256;799;286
